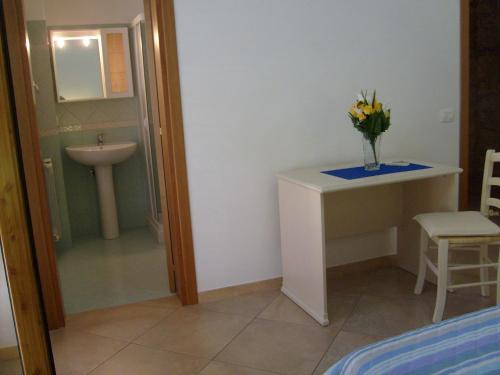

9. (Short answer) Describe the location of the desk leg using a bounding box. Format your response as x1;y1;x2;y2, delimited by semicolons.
397;174;459;278
278;180;328;326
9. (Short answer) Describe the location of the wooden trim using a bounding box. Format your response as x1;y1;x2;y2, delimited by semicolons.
0;22;54;374
2;0;65;330
459;0;470;210
146;0;198;304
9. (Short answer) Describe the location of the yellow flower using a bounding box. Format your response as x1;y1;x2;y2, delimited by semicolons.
374;101;382;111
358;112;366;121
362;105;373;115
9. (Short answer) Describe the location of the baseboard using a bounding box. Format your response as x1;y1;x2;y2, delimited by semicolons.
198;277;282;303
0;345;19;361
197;256;395;304
326;255;395;278
146;214;164;244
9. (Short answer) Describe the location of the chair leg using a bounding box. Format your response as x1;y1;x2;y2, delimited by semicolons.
497;248;500;306
433;239;449;323
414;229;428;295
479;244;490;297
447;251;455;293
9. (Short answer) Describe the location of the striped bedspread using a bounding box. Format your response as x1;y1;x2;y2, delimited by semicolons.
325;306;500;375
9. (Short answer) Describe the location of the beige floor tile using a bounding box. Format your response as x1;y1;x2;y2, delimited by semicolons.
259;294;320;327
0;358;22;375
200;361;281;375
342;295;432;338
259;293;358;328
216;318;337;375
313;351;342;375
313;330;383;374
89;344;209;375
50;328;127;375
134;307;252;358
196;289;280;317
66;302;177;341
326;272;370;295
364;267;419;297
423;291;495;320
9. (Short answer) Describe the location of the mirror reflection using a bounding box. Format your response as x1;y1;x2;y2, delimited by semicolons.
52;34;104;101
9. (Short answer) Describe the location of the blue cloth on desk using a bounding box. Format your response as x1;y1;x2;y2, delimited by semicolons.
321;163;431;180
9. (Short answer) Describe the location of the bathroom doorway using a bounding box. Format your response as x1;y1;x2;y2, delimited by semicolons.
2;0;197;331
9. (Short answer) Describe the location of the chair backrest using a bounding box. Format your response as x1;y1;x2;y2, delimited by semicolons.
480;149;500;217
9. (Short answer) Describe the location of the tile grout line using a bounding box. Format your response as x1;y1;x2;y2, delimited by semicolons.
84;342;132;375
195;292;284;374
309;293;363;375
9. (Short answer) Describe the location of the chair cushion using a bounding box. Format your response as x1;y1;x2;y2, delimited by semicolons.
414;211;500;237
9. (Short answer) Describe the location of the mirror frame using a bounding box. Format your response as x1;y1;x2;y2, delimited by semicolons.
50;27;134;102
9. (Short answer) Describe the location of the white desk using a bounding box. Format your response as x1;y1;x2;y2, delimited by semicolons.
277;160;462;326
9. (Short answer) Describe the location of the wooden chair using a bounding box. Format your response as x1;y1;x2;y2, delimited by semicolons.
414;149;500;322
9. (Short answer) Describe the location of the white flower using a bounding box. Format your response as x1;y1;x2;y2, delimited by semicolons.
357;94;364;102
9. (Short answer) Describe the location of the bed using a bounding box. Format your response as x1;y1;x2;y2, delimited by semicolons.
325;306;500;375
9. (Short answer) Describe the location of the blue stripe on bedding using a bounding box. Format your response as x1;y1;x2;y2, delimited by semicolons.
325;306;500;375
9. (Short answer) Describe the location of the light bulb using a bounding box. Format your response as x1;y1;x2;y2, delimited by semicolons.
82;38;90;47
56;39;65;48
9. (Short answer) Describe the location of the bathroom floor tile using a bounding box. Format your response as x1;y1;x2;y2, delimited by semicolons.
134;307;252;358
199;361;281;375
89;344;209;375
50;327;127;375
58;227;173;314
66;301;177;341
216;318;337;375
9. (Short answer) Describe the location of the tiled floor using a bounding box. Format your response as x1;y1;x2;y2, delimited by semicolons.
57;227;173;313
49;266;496;375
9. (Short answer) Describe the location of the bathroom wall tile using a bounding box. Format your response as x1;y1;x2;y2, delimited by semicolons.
28;19;149;240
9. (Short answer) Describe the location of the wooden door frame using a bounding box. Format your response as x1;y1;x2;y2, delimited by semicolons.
459;0;470;210
0;14;55;374
2;0;65;330
145;0;198;304
2;0;198;331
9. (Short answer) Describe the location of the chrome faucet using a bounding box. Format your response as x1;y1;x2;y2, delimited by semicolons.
97;133;104;146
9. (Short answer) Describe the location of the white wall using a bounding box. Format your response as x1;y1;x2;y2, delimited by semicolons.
174;0;460;291
44;0;143;25
0;250;18;348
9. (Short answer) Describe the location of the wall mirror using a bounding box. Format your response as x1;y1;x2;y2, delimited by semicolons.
50;28;134;102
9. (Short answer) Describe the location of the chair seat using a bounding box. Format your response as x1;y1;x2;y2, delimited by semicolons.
414;211;500;238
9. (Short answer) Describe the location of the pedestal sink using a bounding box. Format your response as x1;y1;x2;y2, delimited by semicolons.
65;142;137;239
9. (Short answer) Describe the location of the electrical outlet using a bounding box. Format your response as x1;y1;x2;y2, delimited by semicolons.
439;108;455;123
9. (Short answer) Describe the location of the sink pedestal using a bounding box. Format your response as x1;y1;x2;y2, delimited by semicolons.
65;142;137;240
95;165;119;239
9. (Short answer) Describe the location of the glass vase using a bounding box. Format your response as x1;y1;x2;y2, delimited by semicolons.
362;134;381;171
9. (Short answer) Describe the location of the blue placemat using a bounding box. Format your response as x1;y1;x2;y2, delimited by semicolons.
321;163;432;180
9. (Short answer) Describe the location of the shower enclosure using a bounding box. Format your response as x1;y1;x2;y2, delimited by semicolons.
131;14;165;243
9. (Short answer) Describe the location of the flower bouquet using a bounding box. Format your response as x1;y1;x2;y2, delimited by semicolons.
348;91;391;170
